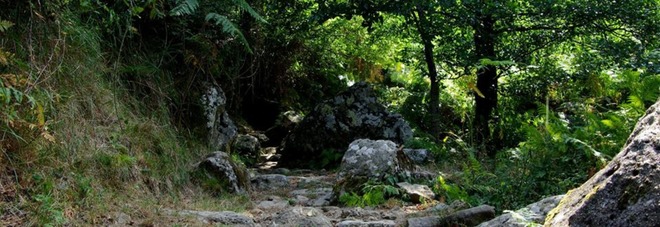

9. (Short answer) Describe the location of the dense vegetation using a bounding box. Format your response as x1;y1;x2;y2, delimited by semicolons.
1;0;659;225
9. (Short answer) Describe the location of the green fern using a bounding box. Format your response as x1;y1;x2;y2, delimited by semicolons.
232;0;267;23
0;20;14;32
170;0;199;16
205;13;252;53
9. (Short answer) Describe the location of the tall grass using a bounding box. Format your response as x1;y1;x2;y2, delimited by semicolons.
0;5;246;226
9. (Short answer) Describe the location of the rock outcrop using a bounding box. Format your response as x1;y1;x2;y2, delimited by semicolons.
477;195;563;227
195;152;250;194
544;100;660;226
202;85;237;150
279;82;413;168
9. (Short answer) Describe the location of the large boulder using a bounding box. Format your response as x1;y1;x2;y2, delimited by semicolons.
195;152;250;194
544;101;660;226
334;139;414;197
279;82;413;168
202;85;237;150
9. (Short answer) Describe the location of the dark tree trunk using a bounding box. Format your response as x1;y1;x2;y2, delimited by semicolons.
415;5;441;138
473;14;498;156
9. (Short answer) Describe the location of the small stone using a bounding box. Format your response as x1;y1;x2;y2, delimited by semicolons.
396;182;435;203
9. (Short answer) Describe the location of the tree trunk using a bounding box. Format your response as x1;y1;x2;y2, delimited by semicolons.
415;6;441;139
473;14;498;156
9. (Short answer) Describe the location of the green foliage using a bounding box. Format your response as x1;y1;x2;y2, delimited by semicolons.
339;182;400;207
0;19;13;32
231;0;267;23
170;0;200;16
205;13;252;52
315;148;344;169
434;175;471;204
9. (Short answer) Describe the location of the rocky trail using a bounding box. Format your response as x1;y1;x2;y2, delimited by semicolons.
166;144;566;227
172;161;464;227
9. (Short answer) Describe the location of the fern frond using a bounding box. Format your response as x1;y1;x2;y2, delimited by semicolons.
232;0;267;23
205;13;253;53
0;20;14;32
170;0;199;16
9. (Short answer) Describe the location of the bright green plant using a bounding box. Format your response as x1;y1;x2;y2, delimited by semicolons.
339;182;400;207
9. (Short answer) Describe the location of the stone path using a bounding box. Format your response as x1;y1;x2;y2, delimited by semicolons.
173;166;464;227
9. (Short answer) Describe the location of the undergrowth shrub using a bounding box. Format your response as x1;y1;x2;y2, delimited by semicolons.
452;69;660;211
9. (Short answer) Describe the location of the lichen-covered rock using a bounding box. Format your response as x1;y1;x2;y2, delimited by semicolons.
477;195;563;227
279;82;413;168
233;134;261;163
202;86;237;150
334;139;414;197
545;100;660;227
196;152;250;194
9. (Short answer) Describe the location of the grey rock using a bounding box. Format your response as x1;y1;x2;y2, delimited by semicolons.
428;203;451;212
256;196;290;210
196;152;250;194
340;207;385;221
478;195;563;227
294;195;310;205
291;187;334;207
293;175;334;188
234;134;261;162
279;82;413;168
271;207;333;227
335;139;413;195
337;220;396;227
396;182;435;203
338;139;400;180
403;148;431;164
409;205;495;227
271;168;290;175
251;174;289;190
545;100;660;227
407;216;442;227
202;86;238;150
309;191;333;207
177;210;258;227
